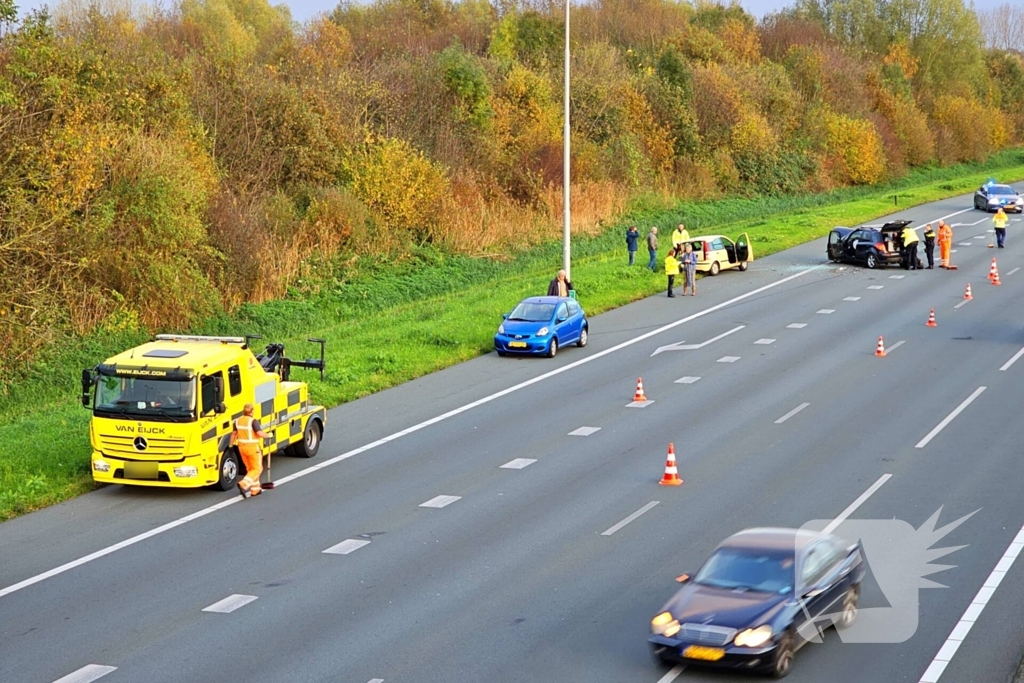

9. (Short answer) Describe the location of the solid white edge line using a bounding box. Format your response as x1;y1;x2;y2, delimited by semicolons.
601;501;660;536
821;474;892;536
999;347;1024;372
52;665;118;683
5;268;819;600
918;522;1024;683
915;387;987;449
774;402;810;424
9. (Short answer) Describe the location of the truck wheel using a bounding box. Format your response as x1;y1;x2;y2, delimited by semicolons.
212;450;240;491
289;419;322;458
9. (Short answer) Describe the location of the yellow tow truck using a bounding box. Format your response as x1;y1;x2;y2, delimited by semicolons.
81;335;327;490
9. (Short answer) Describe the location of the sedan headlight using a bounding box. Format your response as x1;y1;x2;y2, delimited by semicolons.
498;324;505;334
733;625;773;648
93;459;110;473
651;611;681;637
988;197;999;204
536;326;549;337
173;466;198;478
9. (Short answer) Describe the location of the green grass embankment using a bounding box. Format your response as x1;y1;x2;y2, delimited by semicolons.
3;150;1024;520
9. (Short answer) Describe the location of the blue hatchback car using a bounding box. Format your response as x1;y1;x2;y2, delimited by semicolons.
494;296;588;358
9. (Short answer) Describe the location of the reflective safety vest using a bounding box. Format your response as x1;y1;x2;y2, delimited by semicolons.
902;228;919;246
665;255;680;276
994;212;1008;229
235;416;259;446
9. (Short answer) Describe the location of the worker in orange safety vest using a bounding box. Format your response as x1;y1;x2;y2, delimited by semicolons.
231;403;268;498
937;221;953;268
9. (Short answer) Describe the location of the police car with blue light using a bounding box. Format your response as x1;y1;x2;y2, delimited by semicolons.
974;180;1022;213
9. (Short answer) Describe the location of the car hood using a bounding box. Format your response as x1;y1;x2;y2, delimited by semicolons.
662;584;788;629
500;319;552;335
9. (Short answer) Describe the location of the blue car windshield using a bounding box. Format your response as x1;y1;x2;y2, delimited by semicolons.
989;185;1016;195
508;303;556;322
694;549;794;594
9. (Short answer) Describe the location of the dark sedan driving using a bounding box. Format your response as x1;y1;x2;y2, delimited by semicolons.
649;527;865;678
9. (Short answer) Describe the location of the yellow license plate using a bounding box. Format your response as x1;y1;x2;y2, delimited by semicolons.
509;341;527;348
683;645;725;661
124;461;159;479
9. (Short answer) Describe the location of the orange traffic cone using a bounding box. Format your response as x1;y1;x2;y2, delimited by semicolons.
988;258;998;281
633;377;647;402
992;270;1001;286
926;309;937;327
964;283;973;300
875;336;886;357
659;443;683;486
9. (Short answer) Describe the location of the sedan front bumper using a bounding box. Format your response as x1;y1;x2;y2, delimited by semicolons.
648;635;778;672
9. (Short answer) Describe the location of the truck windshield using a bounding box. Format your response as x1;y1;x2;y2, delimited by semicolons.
95;375;196;419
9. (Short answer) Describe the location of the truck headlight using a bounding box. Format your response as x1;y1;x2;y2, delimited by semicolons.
173;466;198;478
93;459;110;473
651;611;681;637
734;625;773;648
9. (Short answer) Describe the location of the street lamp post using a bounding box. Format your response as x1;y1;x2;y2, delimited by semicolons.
562;0;571;282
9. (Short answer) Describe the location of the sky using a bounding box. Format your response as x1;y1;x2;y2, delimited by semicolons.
13;0;1008;27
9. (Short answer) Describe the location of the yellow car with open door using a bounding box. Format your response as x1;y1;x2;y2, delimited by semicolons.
685;234;753;275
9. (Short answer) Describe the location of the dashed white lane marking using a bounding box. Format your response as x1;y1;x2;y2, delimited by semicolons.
1000;347;1024;371
787;323;807;328
974;235;987;240
889;274;905;279
500;458;536;470
844;296;861;301
368;679;385;683
656;665;685;683
717;356;740;363
753;338;776;345
951;249;958;253
918;524;1024;683
1;268;819;601
958;242;972;247
53;665;118;683
651;325;746;355
915;387;987;449
954;298;971;309
867;285;884;290
1007;267;1020;277
675;376;701;384
775;403;810;424
420;495;461;508
627;400;655;408
886;340;906;354
323;539;371;555
817;309;835;314
569;426;601;436
203;594;258;613
602;501;660;536
822;474;892;535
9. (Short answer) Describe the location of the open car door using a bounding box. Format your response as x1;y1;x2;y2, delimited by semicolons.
736;233;752;271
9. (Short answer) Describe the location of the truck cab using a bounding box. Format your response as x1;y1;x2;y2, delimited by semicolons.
83;335;326;490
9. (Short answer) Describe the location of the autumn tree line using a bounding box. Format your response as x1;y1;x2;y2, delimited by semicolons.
1;0;1022;381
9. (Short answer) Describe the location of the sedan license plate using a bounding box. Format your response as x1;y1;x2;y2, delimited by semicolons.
124;461;159;479
683;645;725;662
509;341;527;348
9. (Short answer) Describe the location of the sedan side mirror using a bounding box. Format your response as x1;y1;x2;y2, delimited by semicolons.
675;573;691;584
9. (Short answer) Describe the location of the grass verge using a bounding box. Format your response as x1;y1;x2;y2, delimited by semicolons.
3;150;1024;520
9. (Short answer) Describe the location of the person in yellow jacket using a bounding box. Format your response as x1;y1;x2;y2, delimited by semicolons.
994;208;1008;248
671;224;690;250
665;246;681;298
901;225;920;270
938;221;953;268
231;403;269;498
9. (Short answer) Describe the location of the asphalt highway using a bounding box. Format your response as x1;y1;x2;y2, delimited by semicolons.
2;186;1023;683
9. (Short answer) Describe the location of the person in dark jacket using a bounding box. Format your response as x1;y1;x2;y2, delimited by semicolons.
626;226;639;265
547;270;573;297
647;227;659;271
923;223;936;269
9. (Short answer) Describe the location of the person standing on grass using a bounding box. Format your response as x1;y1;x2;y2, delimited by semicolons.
547;269;573;297
671;223;690;251
665;246;680;298
626;226;639;265
647;227;659;271
681;242;698;296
